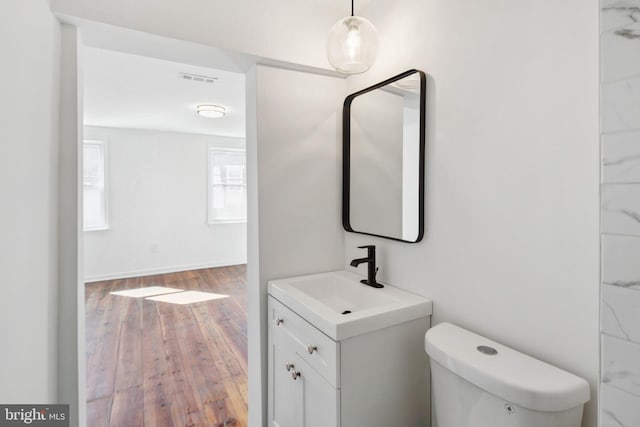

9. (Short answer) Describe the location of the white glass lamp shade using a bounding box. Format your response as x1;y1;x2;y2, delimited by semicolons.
327;16;379;74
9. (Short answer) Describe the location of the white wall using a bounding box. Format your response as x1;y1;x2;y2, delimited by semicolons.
344;1;600;426
600;1;640;425
0;0;60;403
83;126;246;281
246;65;345;426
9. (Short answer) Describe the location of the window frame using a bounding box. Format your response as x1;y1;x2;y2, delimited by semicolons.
207;146;247;225
83;139;109;231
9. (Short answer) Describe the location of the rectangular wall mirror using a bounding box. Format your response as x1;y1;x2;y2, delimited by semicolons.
343;69;426;243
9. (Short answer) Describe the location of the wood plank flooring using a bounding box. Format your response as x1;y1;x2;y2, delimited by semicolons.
85;265;247;427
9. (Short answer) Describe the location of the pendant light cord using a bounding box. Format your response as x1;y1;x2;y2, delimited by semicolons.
351;0;354;16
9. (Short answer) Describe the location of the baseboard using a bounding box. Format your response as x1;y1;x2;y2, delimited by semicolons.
84;259;247;283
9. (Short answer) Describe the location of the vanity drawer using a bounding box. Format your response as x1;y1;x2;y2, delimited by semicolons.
269;296;339;388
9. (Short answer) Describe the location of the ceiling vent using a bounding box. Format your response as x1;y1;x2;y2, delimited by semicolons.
179;72;218;84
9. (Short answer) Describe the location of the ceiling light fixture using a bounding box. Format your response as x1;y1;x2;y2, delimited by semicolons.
326;0;379;75
196;104;226;118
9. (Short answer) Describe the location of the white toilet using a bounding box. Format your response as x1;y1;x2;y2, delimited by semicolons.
424;323;590;427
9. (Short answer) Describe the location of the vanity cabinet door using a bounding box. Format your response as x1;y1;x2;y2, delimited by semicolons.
269;339;298;427
270;344;339;427
295;355;340;427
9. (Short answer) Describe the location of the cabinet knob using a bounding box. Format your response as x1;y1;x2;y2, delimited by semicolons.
285;363;294;372
274;318;284;326
307;345;318;354
291;371;301;380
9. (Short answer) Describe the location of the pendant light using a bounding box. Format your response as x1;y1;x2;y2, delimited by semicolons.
326;0;379;74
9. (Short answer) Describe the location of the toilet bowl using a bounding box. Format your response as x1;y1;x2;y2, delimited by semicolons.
424;323;590;427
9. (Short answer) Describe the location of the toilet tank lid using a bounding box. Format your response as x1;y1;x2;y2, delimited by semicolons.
424;322;590;412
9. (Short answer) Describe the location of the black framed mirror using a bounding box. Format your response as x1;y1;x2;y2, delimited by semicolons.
343;69;426;243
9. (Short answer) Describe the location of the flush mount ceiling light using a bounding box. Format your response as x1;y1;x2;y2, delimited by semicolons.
326;0;379;75
196;104;226;118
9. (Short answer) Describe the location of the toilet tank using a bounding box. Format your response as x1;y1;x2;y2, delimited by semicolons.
424;323;590;427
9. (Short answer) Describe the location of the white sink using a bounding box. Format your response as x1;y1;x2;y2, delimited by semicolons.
268;270;432;340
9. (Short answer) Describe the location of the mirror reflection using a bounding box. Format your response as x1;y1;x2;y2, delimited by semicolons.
344;70;425;242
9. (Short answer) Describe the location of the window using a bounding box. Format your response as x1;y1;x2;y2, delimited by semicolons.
83;140;108;230
208;147;247;224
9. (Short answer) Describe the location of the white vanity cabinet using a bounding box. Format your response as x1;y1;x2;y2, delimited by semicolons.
267;294;431;427
268;296;339;427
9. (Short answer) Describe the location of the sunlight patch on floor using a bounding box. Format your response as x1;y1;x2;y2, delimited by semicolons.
110;286;184;298
145;290;229;305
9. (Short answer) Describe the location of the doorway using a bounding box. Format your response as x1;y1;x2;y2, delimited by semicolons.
82;45;249;426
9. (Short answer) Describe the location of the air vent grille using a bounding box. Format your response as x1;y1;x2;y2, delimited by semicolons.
179;72;218;84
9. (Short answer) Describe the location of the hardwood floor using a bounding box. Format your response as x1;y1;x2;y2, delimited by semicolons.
85;265;247;427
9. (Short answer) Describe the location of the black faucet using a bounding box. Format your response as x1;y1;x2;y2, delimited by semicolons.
349;245;383;288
